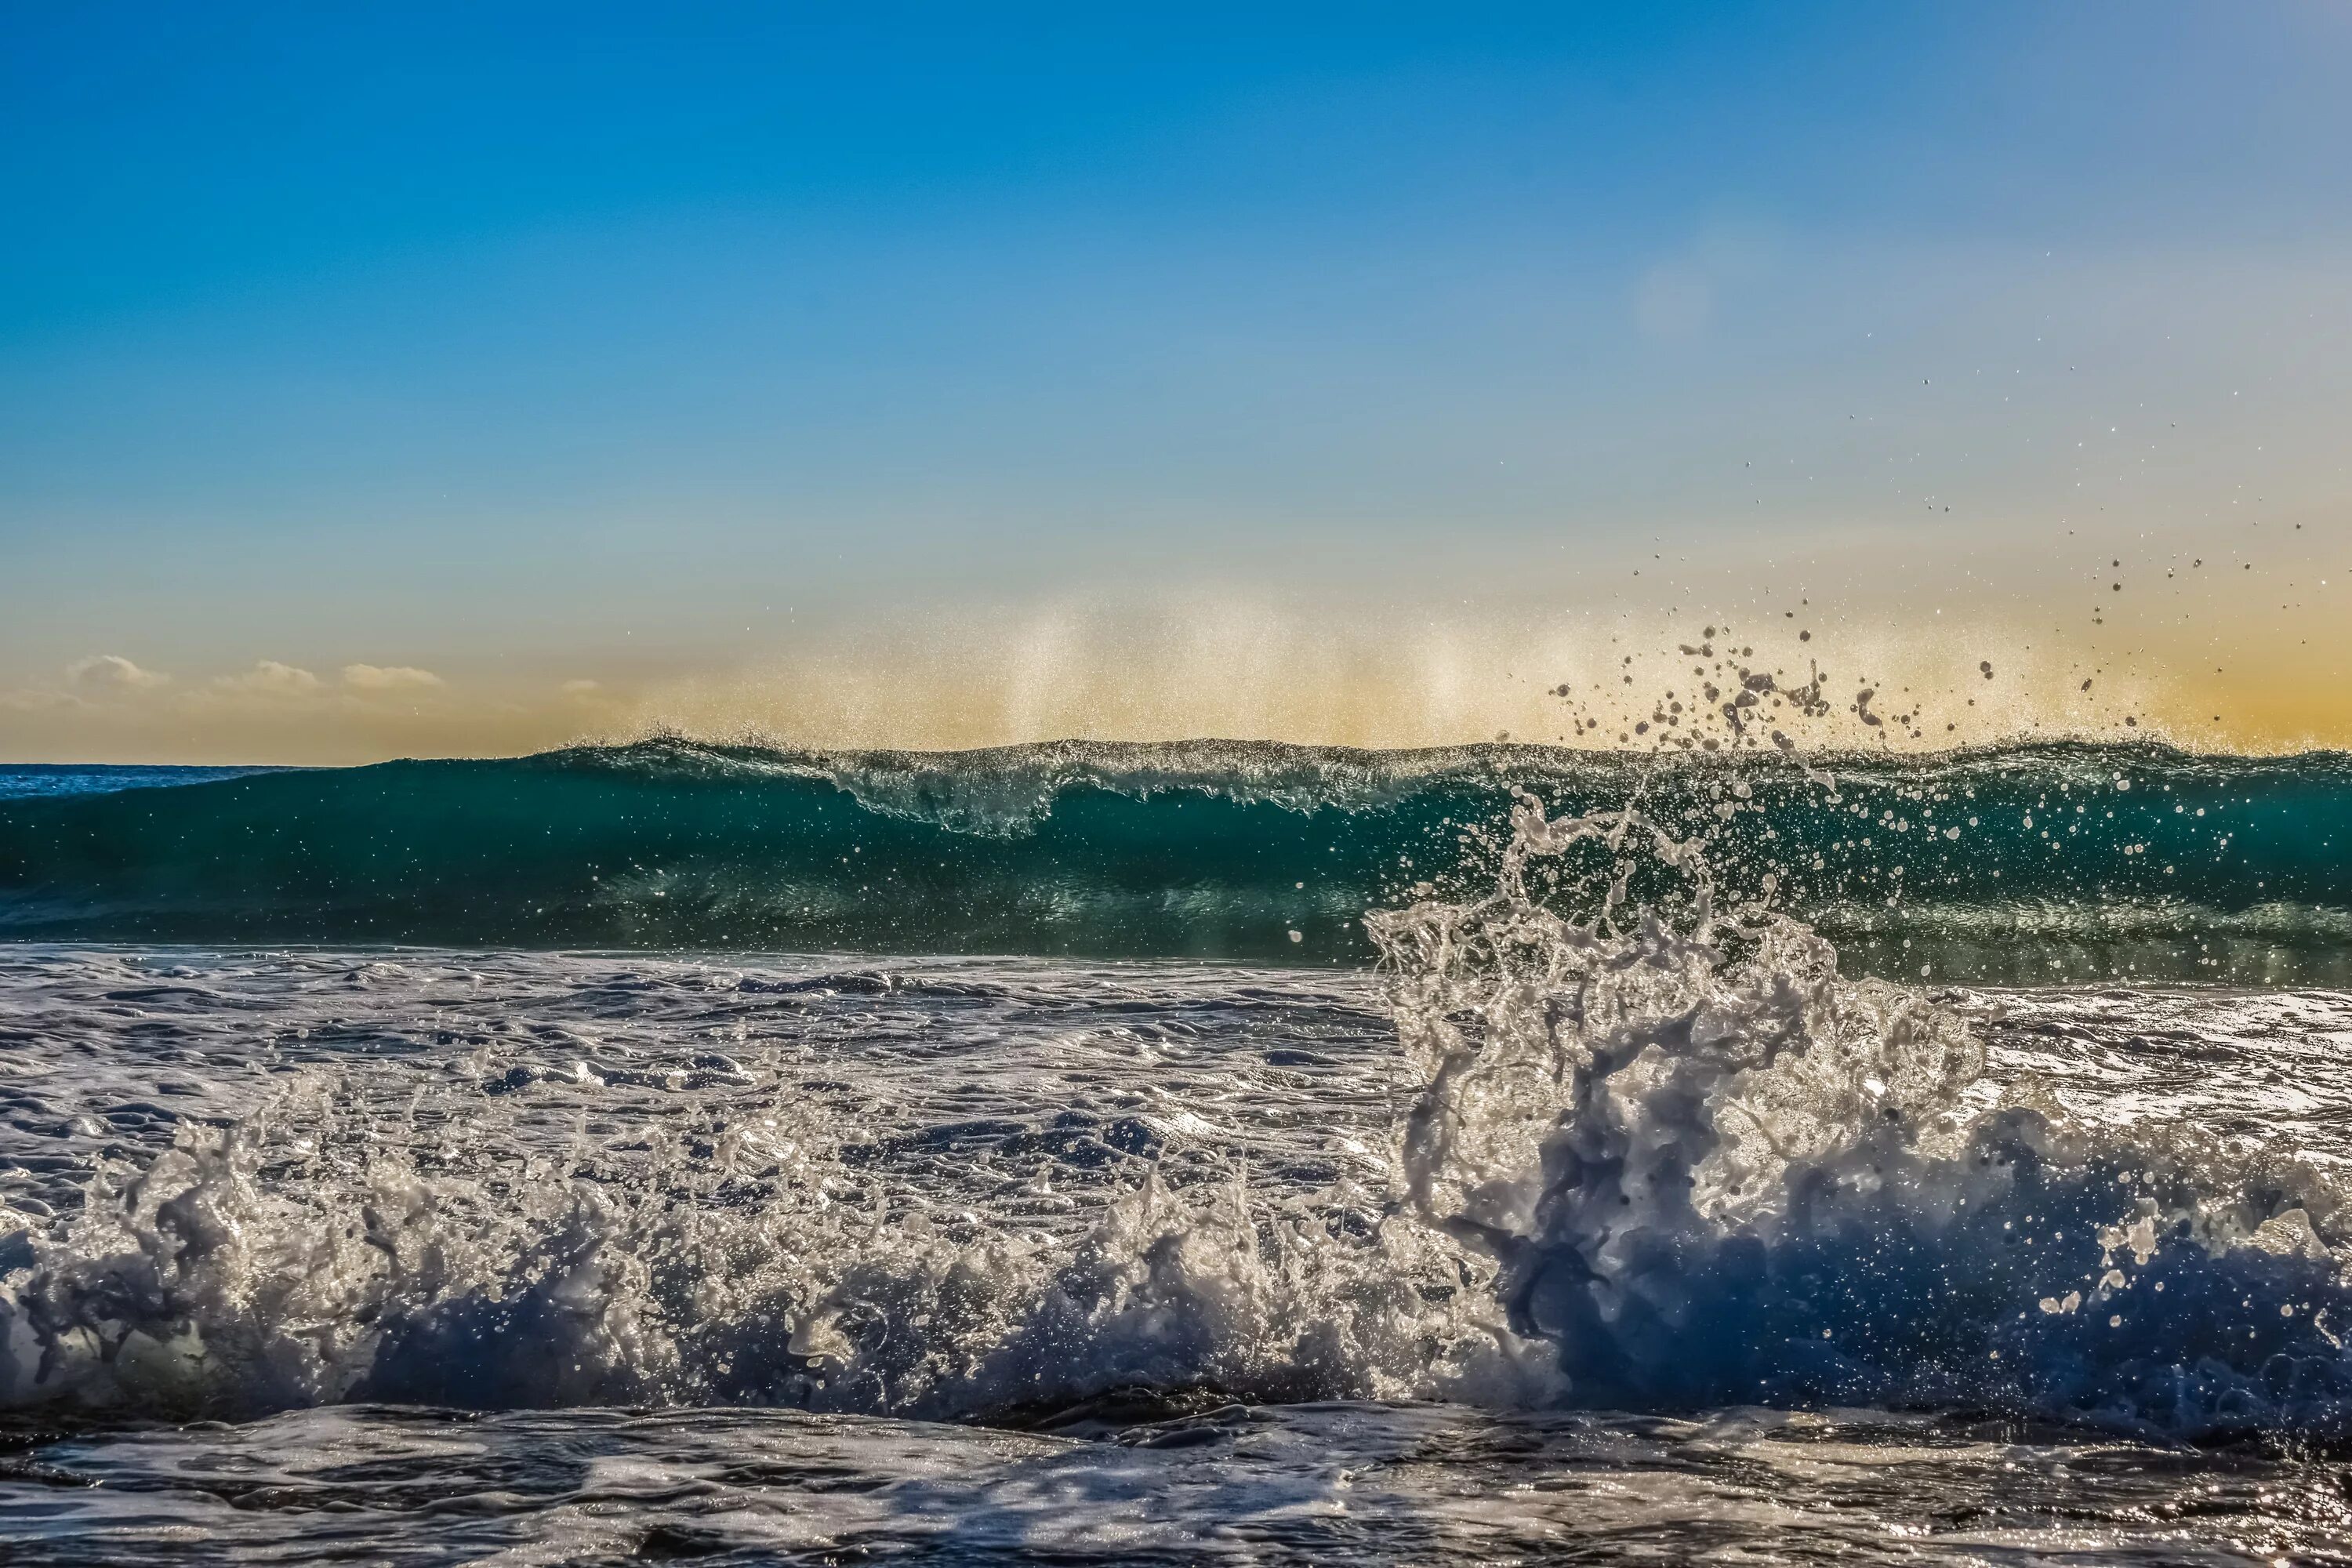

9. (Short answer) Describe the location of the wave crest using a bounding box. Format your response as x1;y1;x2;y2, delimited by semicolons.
6;738;2352;978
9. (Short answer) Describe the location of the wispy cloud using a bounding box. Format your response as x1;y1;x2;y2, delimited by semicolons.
216;660;324;697
343;663;445;692
67;654;171;691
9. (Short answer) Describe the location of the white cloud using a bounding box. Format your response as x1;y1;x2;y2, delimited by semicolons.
217;660;324;697
561;678;603;699
343;663;445;692
67;654;171;691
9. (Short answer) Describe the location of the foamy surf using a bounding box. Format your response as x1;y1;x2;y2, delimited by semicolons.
3;950;2349;1561
3;786;2347;1443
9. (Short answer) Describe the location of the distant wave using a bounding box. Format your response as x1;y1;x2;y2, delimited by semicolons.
2;737;2349;980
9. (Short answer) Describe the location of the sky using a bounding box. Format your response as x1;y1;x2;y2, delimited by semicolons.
4;1;2350;762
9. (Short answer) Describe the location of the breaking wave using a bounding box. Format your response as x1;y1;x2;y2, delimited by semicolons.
2;782;2349;1439
4;736;2352;981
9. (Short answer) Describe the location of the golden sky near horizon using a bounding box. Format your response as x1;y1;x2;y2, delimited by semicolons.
6;512;2346;765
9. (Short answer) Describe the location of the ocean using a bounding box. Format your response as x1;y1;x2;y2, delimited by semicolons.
2;742;2348;1564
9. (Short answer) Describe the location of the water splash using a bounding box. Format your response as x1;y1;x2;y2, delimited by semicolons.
1369;789;2352;1434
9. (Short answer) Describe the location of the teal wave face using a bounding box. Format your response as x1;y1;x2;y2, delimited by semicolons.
1;739;2347;981
0;764;289;801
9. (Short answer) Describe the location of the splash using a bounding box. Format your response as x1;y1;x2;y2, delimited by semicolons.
1368;787;2352;1434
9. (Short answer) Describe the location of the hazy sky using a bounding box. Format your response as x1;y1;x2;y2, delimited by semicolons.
5;2;2350;761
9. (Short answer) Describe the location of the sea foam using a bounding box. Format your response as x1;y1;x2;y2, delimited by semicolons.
2;785;2348;1436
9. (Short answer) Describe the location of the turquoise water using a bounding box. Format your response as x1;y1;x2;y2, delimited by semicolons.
2;739;2346;981
0;764;285;802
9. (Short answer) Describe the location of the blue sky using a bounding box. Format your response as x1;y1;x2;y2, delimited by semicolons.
4;2;2350;759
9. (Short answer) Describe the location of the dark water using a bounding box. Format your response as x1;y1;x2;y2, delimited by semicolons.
11;1401;2344;1565
2;747;2351;1563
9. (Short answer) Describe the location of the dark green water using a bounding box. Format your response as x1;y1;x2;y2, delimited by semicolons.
2;738;2346;982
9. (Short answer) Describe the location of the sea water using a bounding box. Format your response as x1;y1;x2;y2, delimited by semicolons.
2;747;2349;1563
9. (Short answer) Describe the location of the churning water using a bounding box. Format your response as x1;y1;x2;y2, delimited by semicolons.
3;749;2351;1563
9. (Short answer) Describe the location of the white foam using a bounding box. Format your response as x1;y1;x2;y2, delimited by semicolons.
3;790;2350;1435
1368;789;2352;1433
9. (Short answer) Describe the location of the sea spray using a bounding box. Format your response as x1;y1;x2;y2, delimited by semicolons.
1368;787;2352;1432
